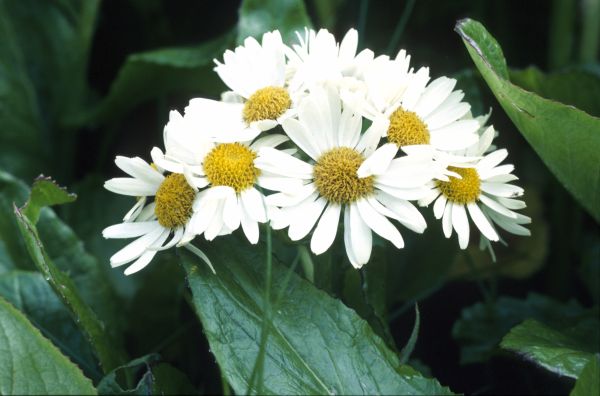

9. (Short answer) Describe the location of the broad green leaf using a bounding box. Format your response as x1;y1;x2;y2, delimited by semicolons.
455;18;600;222
0;0;99;180
453;293;597;364
510;66;600;117
500;318;599;378
77;32;234;125
0;271;99;380
237;0;312;44
571;355;600;396
13;177;126;373
0;296;96;395
182;236;454;395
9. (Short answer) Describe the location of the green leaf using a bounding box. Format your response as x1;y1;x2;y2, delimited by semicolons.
0;271;100;380
0;0;99;180
237;0;312;44
22;175;76;224
78;31;235;125
570;355;600;396
455;18;600;222
453;293;597;365
510;66;600;117
501;318;600;378
182;235;454;395
0;296;96;395
13;177;126;373
97;354;158;395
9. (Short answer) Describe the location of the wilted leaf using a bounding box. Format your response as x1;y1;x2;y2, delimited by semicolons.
0;296;96;395
182;235;454;395
455;18;600;222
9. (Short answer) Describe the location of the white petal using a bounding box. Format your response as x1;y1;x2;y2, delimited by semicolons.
110;226;166;267
223;192;242;231
480;182;524;198
310;204;341;255
240;206;259;244
467;202;499;241
347;203;372;267
103;221;160;239
241;187;267;222
265;183;317;207
356;199;404;248
124;250;158;276
451;203;470;249
283;114;320;160
433;195;447;219
497;197;527;210
479;194;519;218
250;134;288;150
104;178;158;196
357;143;398;177
150;227;185;251
115;156;164;185
442;201;453;238
477;149;508;173
288;197;327;241
255;147;313;178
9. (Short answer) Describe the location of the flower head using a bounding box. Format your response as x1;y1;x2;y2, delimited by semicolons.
421;127;530;249
256;85;437;268
151;107;296;245
213;30;300;136
103;156;203;275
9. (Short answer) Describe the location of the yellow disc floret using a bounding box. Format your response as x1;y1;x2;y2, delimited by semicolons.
243;86;292;124
154;173;196;228
387;107;430;147
313;147;374;204
436;166;481;204
203;143;260;193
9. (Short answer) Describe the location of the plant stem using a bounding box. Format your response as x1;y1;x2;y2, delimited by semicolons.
580;0;600;62
386;0;416;55
548;0;575;70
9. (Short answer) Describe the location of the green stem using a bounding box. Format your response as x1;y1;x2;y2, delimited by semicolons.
386;0;416;55
548;0;575;69
580;0;600;62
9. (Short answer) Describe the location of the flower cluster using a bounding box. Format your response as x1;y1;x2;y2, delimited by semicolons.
103;28;530;275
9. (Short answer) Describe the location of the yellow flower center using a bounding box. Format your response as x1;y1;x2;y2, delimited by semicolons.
387;107;430;147
242;86;292;124
154;173;195;228
313;147;374;204
203;143;260;193
436;166;481;204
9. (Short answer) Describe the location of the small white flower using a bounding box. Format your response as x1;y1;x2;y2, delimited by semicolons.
103;156;211;275
285;28;374;92
420;127;531;249
213;30;300;138
151;108;296;245
256;85;437;268
342;50;480;153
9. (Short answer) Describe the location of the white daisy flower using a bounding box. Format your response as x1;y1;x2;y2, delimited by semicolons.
420;126;531;249
341;50;480;153
285;28;375;92
103;156;212;275
212;30;300;139
255;85;437;268
151;109;297;245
